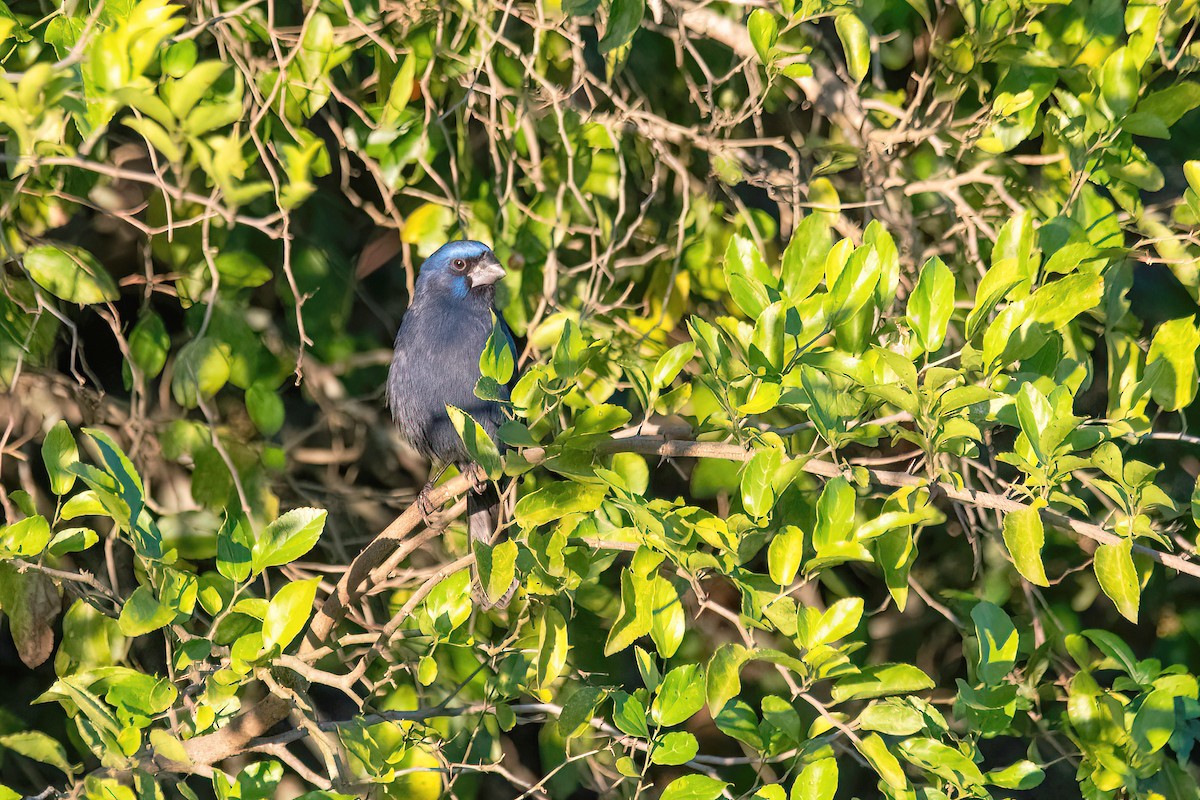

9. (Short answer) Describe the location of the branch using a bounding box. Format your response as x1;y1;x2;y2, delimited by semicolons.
676;5;871;145
169;431;1198;773
170;473;475;771
579;435;1200;579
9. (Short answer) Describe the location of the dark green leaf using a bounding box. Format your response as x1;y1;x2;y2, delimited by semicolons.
598;0;644;54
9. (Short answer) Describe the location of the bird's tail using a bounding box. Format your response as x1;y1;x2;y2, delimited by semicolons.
467;481;500;546
468;481;518;609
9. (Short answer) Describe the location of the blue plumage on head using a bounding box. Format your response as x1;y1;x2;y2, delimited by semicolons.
414;240;504;301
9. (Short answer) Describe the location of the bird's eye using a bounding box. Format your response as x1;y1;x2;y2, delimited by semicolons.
452;259;466;271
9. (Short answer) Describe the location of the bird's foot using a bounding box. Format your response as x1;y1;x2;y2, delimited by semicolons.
416;482;440;525
467;464;489;494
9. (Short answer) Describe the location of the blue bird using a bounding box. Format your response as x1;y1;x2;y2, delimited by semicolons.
387;240;517;601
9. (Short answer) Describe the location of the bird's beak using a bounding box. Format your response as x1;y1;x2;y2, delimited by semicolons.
469;256;506;287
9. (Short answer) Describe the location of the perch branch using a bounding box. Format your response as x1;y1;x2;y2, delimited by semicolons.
170;431;1197;773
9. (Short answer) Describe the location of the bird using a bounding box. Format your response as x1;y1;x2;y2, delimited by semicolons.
387;239;518;605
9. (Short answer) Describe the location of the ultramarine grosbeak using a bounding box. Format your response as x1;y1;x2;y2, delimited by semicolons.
387;240;518;604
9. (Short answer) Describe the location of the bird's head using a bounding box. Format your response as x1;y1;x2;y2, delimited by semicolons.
416;240;506;300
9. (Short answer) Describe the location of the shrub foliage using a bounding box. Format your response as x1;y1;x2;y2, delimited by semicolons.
3;0;1200;798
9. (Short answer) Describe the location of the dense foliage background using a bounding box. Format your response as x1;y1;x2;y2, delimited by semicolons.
4;0;1200;797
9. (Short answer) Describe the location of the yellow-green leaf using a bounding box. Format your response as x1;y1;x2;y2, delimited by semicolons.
25;245;119;305
1002;507;1049;586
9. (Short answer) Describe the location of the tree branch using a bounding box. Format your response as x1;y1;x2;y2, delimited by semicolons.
169;431;1198;773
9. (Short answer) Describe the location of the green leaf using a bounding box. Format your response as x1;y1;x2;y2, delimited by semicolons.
971;601;1018;684
825;245;880;326
1136;81;1200;127
55;679;122;750
127;312;170;382
382;53;416;126
162;39;198;77
653;342;695;388
792;757;837;800
1029;273;1103;329
44;15;84;59
652;664;706;726
831;663;934;703
1002;506;1048;586
797;596;863;649
1145;317;1200;411
768;526;804;586
741;446;783;518
25;245;119;305
42;420;78;496
48;527;98;557
715;700;763;749
986;760;1045;790
214;251;272;289
858;699;925;736
766;699;803;742
574;403;632;434
127;117;182;162
419;569;472;636
751;301;786;371
558;686;604;738
262;577;320;652
480;315;515;385
246;383;285;437
605;569;652;655
649;575;685;658
0;730;74;775
475;539;518;607
659;774;728;800
171;337;231;408
906;256;955;352
834;14;870;85
855;733;907;790
1016;383;1052;463
118;584;176;636
1094;539;1139;622
651;731;698;765
782;214;831;302
1131;689;1174;754
1099;47;1138;117
164;61;228;120
706;644;748;715
724;234;773;317
812;477;856;553
0;515;50;557
598;0;644;54
1081;629;1140;675
612;692;650;738
515;482;607;528
1192;474;1200;530
217;513;253;582
748;10;779;65
800;366;844;446
447;406;502;479
899;737;986;787
251;508;327;575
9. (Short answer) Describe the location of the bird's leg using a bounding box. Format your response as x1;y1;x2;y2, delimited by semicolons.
416;481;440;522
416;462;452;524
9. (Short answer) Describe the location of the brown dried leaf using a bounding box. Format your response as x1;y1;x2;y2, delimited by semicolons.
0;565;62;668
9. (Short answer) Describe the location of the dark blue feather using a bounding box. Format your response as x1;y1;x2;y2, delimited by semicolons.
387;240;517;596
